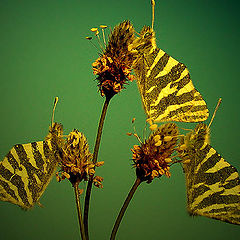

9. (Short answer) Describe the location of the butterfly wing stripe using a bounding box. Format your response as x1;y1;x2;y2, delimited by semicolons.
22;141;58;205
150;88;200;110
3;141;58;208
191;190;240;211
194;147;236;186
144;61;208;122
193;205;240;225
225;172;240;182
152;100;208;122
0;179;24;206
13;144;37;205
144;52;170;80
146;49;165;77
0;162;31;208
31;142;45;171
134;45;209;122
195;147;217;172
0;150;27;206
155;55;179;78
186;144;240;224
205;158;231;173
176;81;195;96
150;82;178;104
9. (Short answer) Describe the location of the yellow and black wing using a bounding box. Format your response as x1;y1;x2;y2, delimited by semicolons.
130;27;209;123
180;123;240;225
0;140;59;209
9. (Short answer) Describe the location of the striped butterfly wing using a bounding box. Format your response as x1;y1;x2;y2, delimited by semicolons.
0;123;63;209
130;26;209;123
181;123;240;225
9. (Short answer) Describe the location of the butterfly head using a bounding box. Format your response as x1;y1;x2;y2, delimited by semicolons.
183;123;209;150
46;122;63;144
49;122;63;137
128;26;156;55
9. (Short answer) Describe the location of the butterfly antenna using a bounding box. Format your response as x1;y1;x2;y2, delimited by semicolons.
100;25;108;46
207;98;222;130
151;0;155;29
51;97;59;127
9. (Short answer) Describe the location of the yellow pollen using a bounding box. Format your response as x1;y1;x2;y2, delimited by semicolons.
100;25;107;29
153;135;160;142
165;158;172;163
164;136;173;141
149;124;158;131
155;140;162;146
152;170;158;176
179;144;187;151
90;27;98;32
158;169;165;175
146;118;153;125
182;159;191;164
95;161;104;167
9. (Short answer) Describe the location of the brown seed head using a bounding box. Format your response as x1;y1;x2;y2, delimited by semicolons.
92;20;135;98
57;129;104;186
131;123;178;183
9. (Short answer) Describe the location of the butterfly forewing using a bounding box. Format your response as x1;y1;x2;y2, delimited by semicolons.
0;123;63;209
180;123;240;225
130;27;209;123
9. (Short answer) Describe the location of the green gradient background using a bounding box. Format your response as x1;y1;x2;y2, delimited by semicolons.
0;0;240;239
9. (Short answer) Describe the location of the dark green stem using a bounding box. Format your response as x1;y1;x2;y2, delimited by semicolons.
110;178;142;240
84;97;111;239
74;183;87;240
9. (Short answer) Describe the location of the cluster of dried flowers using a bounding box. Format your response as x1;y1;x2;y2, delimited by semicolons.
56;129;104;189
131;123;179;183
91;21;135;98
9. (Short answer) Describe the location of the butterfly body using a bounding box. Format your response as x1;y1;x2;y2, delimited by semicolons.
0;122;63;209
178;123;240;225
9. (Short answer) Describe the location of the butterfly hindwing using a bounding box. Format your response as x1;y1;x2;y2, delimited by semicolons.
130;27;209;123
179;123;240;225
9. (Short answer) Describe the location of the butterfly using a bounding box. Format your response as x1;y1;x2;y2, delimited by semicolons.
178;100;240;225
128;0;209;123
0;97;64;209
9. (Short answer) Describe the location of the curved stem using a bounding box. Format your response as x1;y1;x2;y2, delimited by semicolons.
110;178;142;240
74;183;86;240
84;97;111;239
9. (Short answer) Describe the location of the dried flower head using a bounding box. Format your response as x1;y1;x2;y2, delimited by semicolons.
131;123;178;183
92;20;135;98
57;129;104;187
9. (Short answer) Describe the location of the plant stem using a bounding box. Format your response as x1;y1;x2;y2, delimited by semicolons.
84;97;111;239
74;183;87;240
110;178;142;240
